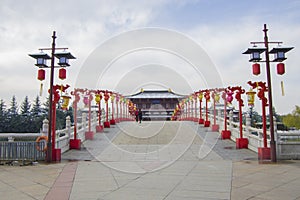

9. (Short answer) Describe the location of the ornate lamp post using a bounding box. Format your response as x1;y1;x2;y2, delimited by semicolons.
29;31;75;162
221;89;233;139
228;86;248;149
204;90;211;127
95;90;104;133
103;91;111;128
211;89;221;131
84;90;94;140
198;91;204;124
243;24;293;162
125;99;129;120
189;96;193;121
70;88;85;149
51;84;69;160
115;94;120;123
119;96;123;122
193;93;198;122
110;94;116;125
248;81;271;160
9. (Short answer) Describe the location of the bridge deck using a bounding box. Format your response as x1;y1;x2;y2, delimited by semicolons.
1;121;300;199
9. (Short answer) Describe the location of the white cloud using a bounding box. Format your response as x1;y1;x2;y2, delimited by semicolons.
0;0;299;115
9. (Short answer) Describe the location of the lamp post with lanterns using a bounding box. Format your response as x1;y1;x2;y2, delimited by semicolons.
29;31;75;162
70;88;85;149
103;91;111;128
193;93;198;122
198;91;204;124
211;89;221;132
227;86;248;149
94;90;104;132
248;81;271;160
115;94;120;123
204;90;211;127
221;89;233;139
243;24;293;162
110;93;116;125
84;90;94;140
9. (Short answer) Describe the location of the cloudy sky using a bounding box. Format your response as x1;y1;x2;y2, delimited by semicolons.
0;0;299;114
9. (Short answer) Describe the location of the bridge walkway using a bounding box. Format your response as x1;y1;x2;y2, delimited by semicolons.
1;121;300;199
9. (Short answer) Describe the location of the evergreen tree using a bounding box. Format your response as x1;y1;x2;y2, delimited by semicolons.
43;97;50;117
30;96;47;133
20;96;32;132
8;95;18;116
20;96;31;116
293;105;300;116
56;108;66;130
7;96;21;132
0;99;8;132
31;96;43;116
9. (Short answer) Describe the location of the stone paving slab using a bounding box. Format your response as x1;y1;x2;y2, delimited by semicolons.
231;160;300;200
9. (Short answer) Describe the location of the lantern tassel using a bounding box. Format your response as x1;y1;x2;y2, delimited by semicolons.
281;81;285;96
39;83;43;96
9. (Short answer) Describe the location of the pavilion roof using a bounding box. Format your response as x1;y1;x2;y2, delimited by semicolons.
126;90;186;99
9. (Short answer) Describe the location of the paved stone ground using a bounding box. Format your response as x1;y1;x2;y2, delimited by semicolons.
1;121;300;200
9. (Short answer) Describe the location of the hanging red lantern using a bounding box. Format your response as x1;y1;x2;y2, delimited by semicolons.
37;69;45;81
226;91;234;104
104;92;110;102
59;68;66;80
277;63;285;75
252;63;260;75
83;96;89;107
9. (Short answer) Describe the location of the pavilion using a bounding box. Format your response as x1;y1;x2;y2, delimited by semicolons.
126;89;186;121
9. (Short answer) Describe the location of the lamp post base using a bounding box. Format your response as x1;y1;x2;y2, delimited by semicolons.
52;148;61;162
104;121;110;128
85;131;94;140
199;118;204;124
258;147;271;160
236;138;248;149
70;139;81;149
110;119;116;125
204;120;210;127
96;125;104;133
212;124;219;132
221;130;231;139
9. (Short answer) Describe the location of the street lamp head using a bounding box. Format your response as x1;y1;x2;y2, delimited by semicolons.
243;47;266;62
29;53;51;68
54;52;76;67
269;47;293;62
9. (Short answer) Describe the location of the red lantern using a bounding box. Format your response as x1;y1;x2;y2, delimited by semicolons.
104;93;110;102
252;63;260;75
83;96;89;107
226;91;234;104
277;63;285;75
59;68;66;80
37;69;45;81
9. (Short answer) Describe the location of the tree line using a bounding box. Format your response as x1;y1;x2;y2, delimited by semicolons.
0;96;73;133
281;105;300;130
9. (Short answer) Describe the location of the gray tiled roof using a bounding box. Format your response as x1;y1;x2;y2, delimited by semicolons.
126;90;186;99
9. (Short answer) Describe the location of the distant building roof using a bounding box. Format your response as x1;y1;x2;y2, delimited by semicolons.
126;90;186;99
